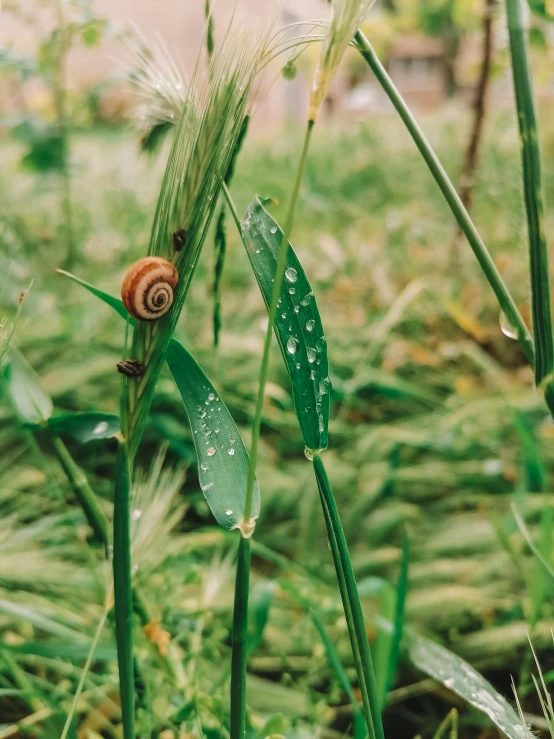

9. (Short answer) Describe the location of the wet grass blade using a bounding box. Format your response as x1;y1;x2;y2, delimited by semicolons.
241;196;330;451
506;0;553;392
113;441;135;739
352;30;535;370
58;273;261;534
166;339;260;533
408;633;525;739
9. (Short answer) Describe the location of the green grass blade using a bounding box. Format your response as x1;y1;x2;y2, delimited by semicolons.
113;441;135;739
385;531;409;701
408;633;524;739
512;503;554;590
50;434;109;548
57;269;129;321
230;536;251;739
47;412;120;443
353;30;535;370
166;339;260;534
2;348;53;424
506;0;554;389
241;196;330;451
313;452;383;739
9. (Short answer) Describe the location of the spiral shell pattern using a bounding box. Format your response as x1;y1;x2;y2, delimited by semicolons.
121;257;178;321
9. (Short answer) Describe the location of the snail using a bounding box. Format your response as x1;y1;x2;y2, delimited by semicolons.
121;257;178;321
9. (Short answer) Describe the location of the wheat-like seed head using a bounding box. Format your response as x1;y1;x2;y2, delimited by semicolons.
309;0;375;121
122;17;274;456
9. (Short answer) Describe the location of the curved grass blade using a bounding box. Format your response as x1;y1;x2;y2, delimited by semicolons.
58;271;260;534
166;339;260;533
113;441;135;739
241;196;330;451
2;348;53;424
408;633;526;739
47;412;120;443
506;0;554;392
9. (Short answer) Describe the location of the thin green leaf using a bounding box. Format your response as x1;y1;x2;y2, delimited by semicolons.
408;633;526;739
512;503;554;590
2;348;53;424
47;412;120;443
241;196;330;451
166;339;260;533
506;0;554;390
57;269;130;321
0;600;86;641
385;531;409;700
113;442;135;739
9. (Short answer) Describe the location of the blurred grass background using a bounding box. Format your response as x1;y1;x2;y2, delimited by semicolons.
2;98;554;736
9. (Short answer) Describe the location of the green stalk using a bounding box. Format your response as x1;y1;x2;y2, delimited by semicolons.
506;0;554;390
353;30;534;369
230;536;251;739
113;441;135;739
50;434;109;548
313;452;384;739
242;119;314;523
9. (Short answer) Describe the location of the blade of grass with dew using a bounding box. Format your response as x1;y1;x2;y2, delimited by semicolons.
240;196;330;452
506;0;554;394
352;29;535;370
113;440;134;739
46;412;120;443
313;451;383;739
57;271;261;534
166;339;260;534
408;632;526;739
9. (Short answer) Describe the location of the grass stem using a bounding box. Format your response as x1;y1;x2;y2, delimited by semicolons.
313;452;384;739
353;29;534;369
230;536;251;739
242;120;314;523
506;0;554;391
113;441;135;739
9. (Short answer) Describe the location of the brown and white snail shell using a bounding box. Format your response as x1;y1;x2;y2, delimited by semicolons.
121;257;178;321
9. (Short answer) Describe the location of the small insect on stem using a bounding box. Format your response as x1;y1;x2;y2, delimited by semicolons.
117;359;145;378
172;229;187;252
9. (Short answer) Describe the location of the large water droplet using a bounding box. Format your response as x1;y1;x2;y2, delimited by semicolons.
287;337;299;354
307;347;316;363
208;392;215;401
305;319;315;332
500;311;517;339
207;447;216;457
304;448;314;461
285;267;297;283
270;226;278;235
93;421;108;435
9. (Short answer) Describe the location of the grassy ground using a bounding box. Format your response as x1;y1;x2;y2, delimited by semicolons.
1;102;554;738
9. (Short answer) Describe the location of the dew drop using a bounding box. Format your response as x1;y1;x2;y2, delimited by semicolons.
200;463;209;471
229;437;236;443
310;370;316;380
296;362;301;369
93;421;108;435
307;347;316;363
499;311;517;339
305;319;315;332
304;448;314;461
293;306;300;313
301;291;313;307
131;509;142;521
228;448;235;456
270;226;278;234
281;312;287;319
287;337;299;355
208;392;215;401
289;288;296;295
285;267;297;283
199;410;207;419
226;508;233;515
207;447;216;457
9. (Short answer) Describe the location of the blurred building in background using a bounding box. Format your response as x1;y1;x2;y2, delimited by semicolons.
1;0;553;131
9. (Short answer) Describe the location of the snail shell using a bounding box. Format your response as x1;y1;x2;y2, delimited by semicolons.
121;257;178;321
